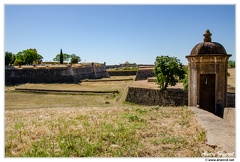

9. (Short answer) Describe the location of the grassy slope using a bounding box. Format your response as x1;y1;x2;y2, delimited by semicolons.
5;106;218;157
5;73;233;157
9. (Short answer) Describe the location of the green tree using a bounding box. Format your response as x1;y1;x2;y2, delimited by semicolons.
11;54;16;65
14;48;43;65
179;67;189;91
5;51;14;66
53;53;70;62
70;54;81;64
36;54;43;64
14;58;24;66
182;73;188;91
153;55;186;90
23;49;38;65
60;49;63;64
14;51;25;65
228;60;235;68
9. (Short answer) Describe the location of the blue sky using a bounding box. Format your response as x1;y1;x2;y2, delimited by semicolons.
4;5;235;65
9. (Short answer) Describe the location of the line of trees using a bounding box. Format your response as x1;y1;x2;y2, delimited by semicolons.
53;53;81;64
5;49;43;66
5;48;82;66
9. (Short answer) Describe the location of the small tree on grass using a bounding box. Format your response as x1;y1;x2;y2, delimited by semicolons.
154;55;186;90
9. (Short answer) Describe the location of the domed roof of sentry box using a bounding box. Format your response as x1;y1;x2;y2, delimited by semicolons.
190;30;227;56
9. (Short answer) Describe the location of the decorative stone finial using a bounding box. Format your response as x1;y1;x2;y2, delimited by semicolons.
203;29;212;42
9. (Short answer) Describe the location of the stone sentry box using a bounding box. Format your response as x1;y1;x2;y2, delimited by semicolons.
186;30;231;117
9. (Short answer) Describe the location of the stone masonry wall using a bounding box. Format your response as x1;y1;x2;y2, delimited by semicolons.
126;87;235;107
126;87;188;106
107;70;137;76
226;92;235;107
135;69;155;81
5;63;109;85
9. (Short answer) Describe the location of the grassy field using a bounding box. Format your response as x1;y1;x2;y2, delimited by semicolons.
5;73;232;157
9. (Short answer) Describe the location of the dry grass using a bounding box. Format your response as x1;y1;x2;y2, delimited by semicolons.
15;82;125;92
5;80;131;110
5;106;218;157
5;92;118;110
6;76;135;93
5;76;228;157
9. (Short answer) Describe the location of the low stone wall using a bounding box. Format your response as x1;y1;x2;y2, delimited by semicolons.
5;63;109;85
126;87;235;107
107;70;137;76
135;68;155;81
223;107;235;126
126;87;188;106
226;92;235;107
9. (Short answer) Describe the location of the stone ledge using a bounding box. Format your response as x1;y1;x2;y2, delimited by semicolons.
189;107;235;155
223;107;235;126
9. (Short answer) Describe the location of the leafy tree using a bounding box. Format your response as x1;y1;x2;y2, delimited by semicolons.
14;48;43;65
60;49;63;64
182;73;188;91
70;54;81;64
153;55;186;90
179;67;189;91
14;58;24;66
53;52;81;64
23;49;39;65
36;54;43;64
11;54;16;65
53;53;70;62
5;51;14;66
15;51;24;64
228;60;235;68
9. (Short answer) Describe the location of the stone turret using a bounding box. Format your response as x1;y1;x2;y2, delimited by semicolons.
186;30;231;117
